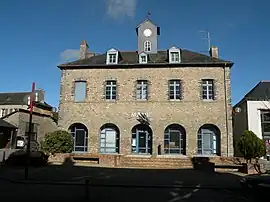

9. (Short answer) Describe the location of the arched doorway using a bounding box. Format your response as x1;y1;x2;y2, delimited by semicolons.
164;124;186;155
131;124;152;154
197;124;221;155
100;123;120;153
68;123;88;153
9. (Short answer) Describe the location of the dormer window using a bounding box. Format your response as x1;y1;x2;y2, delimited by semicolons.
169;46;181;63
139;52;148;64
144;41;151;52
109;53;116;63
106;48;119;64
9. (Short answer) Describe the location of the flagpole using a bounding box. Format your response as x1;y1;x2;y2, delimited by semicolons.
24;82;35;180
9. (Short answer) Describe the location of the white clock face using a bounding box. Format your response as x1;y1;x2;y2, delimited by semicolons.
143;29;152;37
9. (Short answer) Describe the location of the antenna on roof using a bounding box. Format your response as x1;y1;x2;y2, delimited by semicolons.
199;29;211;52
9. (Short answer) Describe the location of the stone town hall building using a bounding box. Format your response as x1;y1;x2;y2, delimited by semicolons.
57;18;234;157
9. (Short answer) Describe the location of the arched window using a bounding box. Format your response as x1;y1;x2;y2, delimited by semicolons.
100;123;120;153
144;41;151;52
197;124;221;155
68;123;88;153
164;124;186;155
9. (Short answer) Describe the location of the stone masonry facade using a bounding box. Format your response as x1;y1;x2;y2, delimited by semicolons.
58;66;233;157
3;109;58;143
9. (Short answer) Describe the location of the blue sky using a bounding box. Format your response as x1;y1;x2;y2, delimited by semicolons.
0;0;269;108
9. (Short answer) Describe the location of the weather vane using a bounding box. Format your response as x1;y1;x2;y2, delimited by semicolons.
147;12;151;19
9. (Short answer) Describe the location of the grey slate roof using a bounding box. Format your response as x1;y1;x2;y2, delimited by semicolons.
234;81;270;107
58;50;233;69
0;92;31;105
0;92;54;109
244;81;270;100
0;119;17;129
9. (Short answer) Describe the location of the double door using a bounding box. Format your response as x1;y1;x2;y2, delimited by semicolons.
201;129;216;155
132;130;152;154
72;129;88;152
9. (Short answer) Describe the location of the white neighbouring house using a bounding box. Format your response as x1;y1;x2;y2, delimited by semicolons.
233;81;270;158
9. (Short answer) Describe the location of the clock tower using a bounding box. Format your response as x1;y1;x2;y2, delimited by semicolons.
136;17;160;54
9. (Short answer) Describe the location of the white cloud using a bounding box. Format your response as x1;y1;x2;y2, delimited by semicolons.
106;0;137;20
60;49;80;63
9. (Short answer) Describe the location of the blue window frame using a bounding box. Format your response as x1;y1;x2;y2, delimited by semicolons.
164;124;186;154
69;123;88;153
197;125;220;155
74;81;86;102
100;128;119;153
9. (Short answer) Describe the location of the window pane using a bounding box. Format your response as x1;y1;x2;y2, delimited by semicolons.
109;54;116;63
202;94;208;99
202;79;214;100
171;52;179;62
136;81;148;100
105;81;117;100
170;131;180;147
169;85;174;91
144;41;151;52
75;81;86;102
263;123;270;132
263;113;270;122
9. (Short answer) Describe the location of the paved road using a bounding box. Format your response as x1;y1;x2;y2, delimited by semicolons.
0;165;257;202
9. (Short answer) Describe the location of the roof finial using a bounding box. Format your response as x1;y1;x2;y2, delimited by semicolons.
147;12;151;20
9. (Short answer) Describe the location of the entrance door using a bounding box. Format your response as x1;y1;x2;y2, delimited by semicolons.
105;130;117;153
131;130;151;154
201;129;216;155
74;129;88;152
138;131;148;153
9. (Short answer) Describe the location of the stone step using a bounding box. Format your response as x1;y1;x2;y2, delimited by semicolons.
122;160;192;164
122;162;193;166
122;157;191;161
122;163;193;169
121;157;193;169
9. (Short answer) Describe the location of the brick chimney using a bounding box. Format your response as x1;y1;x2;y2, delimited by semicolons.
80;40;89;60
209;46;218;59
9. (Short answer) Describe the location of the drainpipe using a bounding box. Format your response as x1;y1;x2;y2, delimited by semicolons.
223;63;230;157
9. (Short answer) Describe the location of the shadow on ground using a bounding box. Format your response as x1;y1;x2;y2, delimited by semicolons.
0;157;259;202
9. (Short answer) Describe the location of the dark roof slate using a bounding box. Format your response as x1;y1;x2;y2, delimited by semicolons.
0;119;17;129
0;92;31;105
234;81;270;107
244;81;270;100
58;50;233;68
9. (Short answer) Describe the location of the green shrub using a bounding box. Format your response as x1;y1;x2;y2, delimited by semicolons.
40;130;73;154
238;130;266;163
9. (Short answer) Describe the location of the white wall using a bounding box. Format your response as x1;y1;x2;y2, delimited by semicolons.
247;101;270;139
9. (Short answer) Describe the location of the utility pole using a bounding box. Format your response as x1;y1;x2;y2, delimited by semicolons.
24;82;35;180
